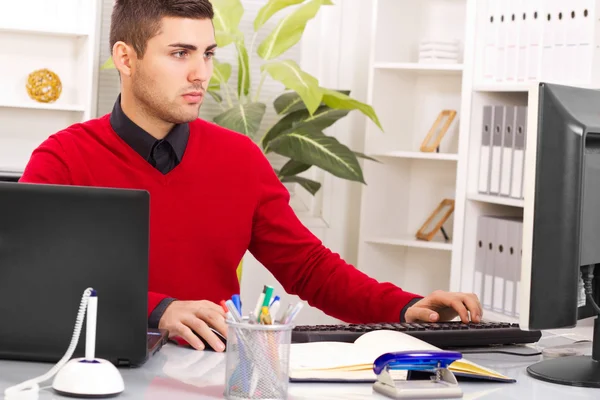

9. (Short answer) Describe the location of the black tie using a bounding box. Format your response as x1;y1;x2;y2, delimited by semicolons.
151;140;175;174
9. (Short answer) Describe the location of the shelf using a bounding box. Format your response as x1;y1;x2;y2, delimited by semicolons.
0;101;86;112
473;83;533;92
365;235;453;251
370;151;459;161
467;193;524;208
374;62;463;75
0;26;88;37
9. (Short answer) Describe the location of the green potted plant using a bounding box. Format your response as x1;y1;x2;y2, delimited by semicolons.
102;0;383;195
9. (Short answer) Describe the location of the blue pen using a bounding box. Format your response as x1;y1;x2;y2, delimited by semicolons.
231;294;242;314
269;295;279;307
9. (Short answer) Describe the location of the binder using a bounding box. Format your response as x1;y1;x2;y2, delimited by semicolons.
500;106;515;196
482;0;498;81
516;0;528;82
489;106;504;195
551;0;567;81
504;0;521;82
514;220;523;317
578;0;594;84
540;1;555;81
482;216;496;310
526;0;543;81
510;106;527;199
494;0;508;82
478;106;493;193
504;218;522;316
492;218;509;313
473;216;487;302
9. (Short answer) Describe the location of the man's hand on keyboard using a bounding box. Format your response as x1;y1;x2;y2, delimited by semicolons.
404;290;482;324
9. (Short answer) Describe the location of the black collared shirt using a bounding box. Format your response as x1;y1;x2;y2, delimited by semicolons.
109;94;186;328
109;94;189;174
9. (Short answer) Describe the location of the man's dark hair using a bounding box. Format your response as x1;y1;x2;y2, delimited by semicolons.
109;0;214;58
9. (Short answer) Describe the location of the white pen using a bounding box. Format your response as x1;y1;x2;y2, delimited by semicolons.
269;297;281;322
85;290;98;361
285;302;304;324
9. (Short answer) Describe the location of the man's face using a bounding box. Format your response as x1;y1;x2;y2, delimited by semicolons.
130;17;216;124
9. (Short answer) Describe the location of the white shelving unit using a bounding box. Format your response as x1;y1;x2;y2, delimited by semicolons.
0;0;101;176
356;0;470;298
447;0;600;324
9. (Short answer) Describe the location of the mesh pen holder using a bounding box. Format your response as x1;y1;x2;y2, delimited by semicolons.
224;319;294;400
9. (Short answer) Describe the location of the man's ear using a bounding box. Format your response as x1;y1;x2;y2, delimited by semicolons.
112;41;135;78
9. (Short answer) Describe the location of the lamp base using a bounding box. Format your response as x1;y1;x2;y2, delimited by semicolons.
52;358;124;398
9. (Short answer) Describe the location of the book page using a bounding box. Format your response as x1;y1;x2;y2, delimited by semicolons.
289;342;375;370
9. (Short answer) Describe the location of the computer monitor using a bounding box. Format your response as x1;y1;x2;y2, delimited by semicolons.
0;181;151;366
520;82;600;387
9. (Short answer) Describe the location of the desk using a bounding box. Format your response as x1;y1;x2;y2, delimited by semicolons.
0;330;598;400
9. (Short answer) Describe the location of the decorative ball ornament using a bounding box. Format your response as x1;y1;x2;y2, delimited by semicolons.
26;68;62;103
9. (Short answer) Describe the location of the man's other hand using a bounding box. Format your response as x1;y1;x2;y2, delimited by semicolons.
405;290;483;323
159;300;227;352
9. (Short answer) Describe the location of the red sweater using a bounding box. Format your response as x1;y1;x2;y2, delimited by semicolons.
19;115;420;323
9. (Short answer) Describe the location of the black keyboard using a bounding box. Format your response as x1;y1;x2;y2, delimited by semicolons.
292;321;542;348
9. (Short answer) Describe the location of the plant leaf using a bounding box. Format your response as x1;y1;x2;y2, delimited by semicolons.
211;0;244;47
280;175;321;195
213;103;266;137
269;129;365;183
354;152;380;163
208;90;223;103
235;39;250;98
321;88;384;131
101;57;115;70
261;60;322;115
273;89;350;115
278;159;311;176
262;106;350;149
211;59;232;86
257;0;333;60
254;0;306;31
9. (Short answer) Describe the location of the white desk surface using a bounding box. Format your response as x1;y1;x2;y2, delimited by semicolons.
0;328;598;400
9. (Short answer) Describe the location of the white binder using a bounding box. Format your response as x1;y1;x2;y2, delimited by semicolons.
474;216;487;302
526;0;544;81
489;105;504;195
510;106;527;199
482;0;499;81
504;0;521;82
493;218;509;313
478;106;494;193
495;0;508;82
482;216;496;310
500;106;515;196
540;1;555;81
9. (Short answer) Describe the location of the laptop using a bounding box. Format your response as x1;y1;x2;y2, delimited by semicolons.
0;181;168;367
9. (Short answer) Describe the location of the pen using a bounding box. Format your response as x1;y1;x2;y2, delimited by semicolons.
278;304;293;324
231;294;242;314
253;285;267;319
285;302;304;324
260;306;272;325
269;296;281;321
225;299;242;322
220;300;235;321
258;286;274;321
85;289;98;361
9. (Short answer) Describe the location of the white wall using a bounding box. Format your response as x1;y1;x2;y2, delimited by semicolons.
240;0;373;326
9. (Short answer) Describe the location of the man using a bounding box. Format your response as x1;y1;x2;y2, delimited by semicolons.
19;0;482;353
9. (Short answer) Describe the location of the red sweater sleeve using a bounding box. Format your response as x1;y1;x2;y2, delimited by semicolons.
19;136;171;318
247;144;422;324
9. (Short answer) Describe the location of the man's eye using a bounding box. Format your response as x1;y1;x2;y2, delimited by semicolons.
205;51;215;59
173;50;188;58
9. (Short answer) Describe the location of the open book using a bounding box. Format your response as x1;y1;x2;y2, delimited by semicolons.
289;330;515;383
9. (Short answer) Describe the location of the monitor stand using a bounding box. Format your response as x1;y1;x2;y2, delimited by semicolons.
527;317;600;388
